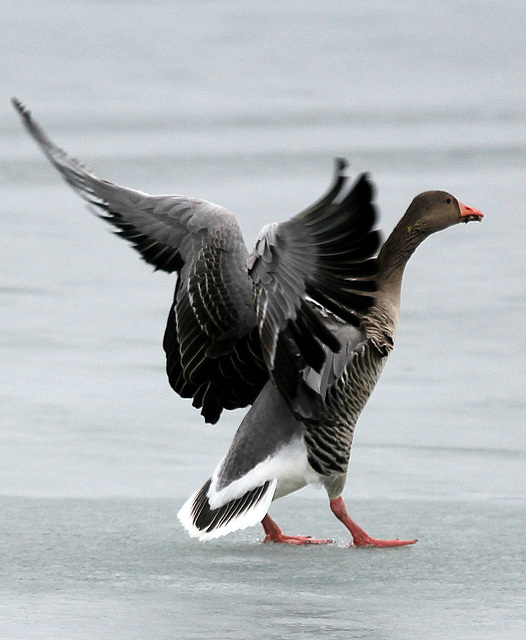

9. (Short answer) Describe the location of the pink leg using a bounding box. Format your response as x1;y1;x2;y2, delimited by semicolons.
261;514;333;545
330;496;417;548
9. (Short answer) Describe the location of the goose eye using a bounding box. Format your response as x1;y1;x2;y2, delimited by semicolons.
446;197;452;204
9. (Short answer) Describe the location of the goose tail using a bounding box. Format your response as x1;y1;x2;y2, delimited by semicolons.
178;477;277;541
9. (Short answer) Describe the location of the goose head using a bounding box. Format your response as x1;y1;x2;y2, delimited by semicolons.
403;190;483;236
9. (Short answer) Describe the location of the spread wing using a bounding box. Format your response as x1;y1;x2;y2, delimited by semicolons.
13;98;267;423
14;99;381;425
249;163;380;418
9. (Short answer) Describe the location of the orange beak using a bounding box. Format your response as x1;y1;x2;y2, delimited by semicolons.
459;201;484;223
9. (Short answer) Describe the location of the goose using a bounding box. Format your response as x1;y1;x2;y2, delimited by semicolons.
180;189;483;546
13;98;483;546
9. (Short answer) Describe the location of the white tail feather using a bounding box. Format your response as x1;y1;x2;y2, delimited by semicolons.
178;478;277;541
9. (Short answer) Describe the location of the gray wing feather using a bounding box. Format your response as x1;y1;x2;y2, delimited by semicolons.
13;98;267;423
14;99;381;425
249;162;380;418
302;313;366;399
12;98;238;274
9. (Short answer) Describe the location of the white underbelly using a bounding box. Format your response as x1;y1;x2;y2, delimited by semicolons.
272;435;323;500
209;433;322;509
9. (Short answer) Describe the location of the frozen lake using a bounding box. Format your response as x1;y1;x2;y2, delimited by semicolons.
1;0;525;638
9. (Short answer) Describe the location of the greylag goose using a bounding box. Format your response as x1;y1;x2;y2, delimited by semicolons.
179;190;483;546
13;99;483;547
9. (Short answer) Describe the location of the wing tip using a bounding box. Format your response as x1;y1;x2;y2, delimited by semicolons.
11;96;83;174
11;96;27;116
334;157;348;175
12;97;40;137
332;158;375;198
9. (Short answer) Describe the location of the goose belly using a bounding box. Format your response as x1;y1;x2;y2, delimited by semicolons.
272;435;323;500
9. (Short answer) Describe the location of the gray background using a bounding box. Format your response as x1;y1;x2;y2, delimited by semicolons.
2;1;525;638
